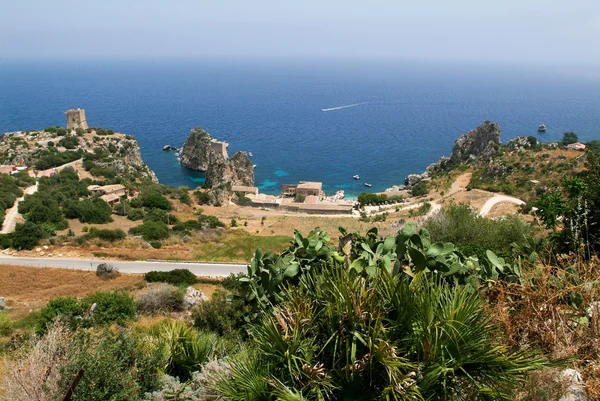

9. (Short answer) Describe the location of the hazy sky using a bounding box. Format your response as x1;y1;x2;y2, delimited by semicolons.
1;0;598;65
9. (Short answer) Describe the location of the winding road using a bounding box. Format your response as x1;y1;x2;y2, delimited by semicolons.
479;195;525;217
0;183;38;234
0;255;247;277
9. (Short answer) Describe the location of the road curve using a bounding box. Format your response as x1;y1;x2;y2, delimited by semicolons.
479;195;525;217
1;183;39;234
0;255;247;277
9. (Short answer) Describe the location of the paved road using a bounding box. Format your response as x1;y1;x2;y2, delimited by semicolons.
0;183;39;234
0;255;247;277
479;195;525;216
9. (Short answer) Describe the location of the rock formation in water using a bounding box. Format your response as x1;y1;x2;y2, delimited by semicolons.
179;127;254;205
179;128;214;171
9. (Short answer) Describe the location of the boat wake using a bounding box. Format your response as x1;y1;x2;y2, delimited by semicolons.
321;102;368;112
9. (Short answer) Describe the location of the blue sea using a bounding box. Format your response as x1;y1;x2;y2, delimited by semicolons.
1;58;599;197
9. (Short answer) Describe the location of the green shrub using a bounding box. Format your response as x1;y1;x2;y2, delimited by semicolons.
129;221;169;241
411;180;429;196
37;296;86;334
144;269;198;286
195;191;211;205
89;228;126;242
143;208;178;224
150;241;162;249
197;214;224;229
82;291;136;326
193;290;245;337
127;207;145;221
58;136;79;149
60;328;162;400
136;284;184;314
11;221;44;250
357;192;388;206
0;311;14;336
152;320;222;381
140;190;173;211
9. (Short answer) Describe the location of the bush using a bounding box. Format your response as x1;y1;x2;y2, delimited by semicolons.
140;190;173;211
60;328;162;400
136;284;185;314
143;208;178;224
74;199;113;224
197;214;225;229
37;296;86;334
150;241;162;249
11;221;44;250
562;131;578;145
58;136;79;149
424;203;538;259
96;263;120;279
127;207;145;221
144;269;198;286
82;291;136;326
129;221;169;241
357;192;388;206
94;228;126;242
0;311;14;336
193;290;245;337
195;191;211;205
411;180;429;196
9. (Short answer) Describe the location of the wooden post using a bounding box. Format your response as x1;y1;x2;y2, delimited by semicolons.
62;369;84;401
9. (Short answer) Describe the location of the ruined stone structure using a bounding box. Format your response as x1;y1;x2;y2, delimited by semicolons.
65;108;88;130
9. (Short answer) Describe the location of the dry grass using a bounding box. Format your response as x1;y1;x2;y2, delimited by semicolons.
487;254;600;400
0;264;143;320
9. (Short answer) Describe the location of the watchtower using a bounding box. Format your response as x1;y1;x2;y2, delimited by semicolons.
65;108;88;130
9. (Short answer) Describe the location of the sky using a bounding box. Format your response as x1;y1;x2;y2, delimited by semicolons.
1;0;599;66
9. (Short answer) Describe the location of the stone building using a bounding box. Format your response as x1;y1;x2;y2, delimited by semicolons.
65;108;88;130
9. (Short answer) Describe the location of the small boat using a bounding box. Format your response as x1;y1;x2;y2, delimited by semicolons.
538;124;547;132
353;175;360;180
364;183;372;187
248;152;253;157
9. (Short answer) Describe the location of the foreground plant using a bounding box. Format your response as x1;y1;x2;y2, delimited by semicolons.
217;266;548;400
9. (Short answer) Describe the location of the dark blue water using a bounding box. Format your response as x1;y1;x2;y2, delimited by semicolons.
1;58;599;196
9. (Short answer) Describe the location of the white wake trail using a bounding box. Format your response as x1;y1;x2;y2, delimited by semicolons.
321;102;368;112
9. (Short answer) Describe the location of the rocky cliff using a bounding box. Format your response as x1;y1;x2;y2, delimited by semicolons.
179;128;213;171
449;121;501;165
392;122;501;190
95;136;158;183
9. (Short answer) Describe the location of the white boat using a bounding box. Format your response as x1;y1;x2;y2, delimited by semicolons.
248;152;253;157
353;175;360;180
538;124;547;132
364;183;372;187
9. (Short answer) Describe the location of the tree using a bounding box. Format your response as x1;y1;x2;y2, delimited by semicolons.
140;190;173;211
12;221;44;250
562;131;578;145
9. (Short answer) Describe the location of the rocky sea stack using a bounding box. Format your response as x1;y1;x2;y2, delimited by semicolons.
180;127;254;204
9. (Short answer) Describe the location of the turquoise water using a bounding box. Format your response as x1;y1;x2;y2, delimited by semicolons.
1;59;599;196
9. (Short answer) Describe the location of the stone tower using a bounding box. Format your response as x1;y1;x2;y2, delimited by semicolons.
65;108;88;130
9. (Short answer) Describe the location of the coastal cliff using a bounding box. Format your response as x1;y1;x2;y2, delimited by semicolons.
180;127;254;204
448;121;501;166
392;121;502;190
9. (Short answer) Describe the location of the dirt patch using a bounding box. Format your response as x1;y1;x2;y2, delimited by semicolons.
0;265;143;319
487;201;524;218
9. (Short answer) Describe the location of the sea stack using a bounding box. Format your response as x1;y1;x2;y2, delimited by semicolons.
179;127;254;204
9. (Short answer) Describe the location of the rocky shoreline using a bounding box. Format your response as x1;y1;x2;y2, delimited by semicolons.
385;121;502;192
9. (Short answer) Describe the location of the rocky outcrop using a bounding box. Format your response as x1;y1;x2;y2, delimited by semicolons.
449;121;501;165
95;136;158;182
183;286;208;309
180;127;254;205
179;128;214;171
